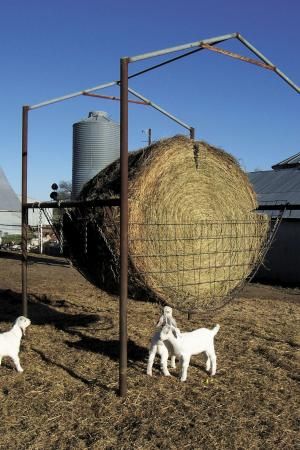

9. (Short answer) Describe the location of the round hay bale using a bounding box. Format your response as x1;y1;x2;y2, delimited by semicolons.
64;135;269;312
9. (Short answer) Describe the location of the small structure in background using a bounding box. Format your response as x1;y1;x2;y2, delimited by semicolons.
0;166;52;252
248;152;300;285
0;167;22;236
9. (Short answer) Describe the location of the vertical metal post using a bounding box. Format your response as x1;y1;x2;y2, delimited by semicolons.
190;127;195;140
60;217;64;255
21;106;29;317
39;209;43;254
119;57;129;397
148;128;152;146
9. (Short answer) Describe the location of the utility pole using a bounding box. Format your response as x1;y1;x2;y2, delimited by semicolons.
142;128;152;146
147;128;152;146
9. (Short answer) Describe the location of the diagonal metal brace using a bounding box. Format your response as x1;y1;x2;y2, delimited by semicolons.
201;43;275;71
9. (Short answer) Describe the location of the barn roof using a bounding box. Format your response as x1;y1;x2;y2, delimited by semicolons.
272;152;300;170
0;167;21;211
248;168;300;219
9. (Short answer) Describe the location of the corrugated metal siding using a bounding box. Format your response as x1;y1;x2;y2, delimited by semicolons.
72;111;120;199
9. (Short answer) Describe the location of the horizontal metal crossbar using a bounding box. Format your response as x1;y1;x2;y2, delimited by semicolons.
24;198;120;209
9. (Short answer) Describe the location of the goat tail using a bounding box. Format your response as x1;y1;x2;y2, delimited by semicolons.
212;324;220;336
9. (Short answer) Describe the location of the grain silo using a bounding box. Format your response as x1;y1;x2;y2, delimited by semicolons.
71;111;120;199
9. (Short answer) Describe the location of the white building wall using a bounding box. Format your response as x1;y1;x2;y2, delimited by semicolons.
0;199;53;236
0;211;21;235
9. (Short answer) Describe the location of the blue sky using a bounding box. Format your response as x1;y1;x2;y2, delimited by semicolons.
0;0;299;201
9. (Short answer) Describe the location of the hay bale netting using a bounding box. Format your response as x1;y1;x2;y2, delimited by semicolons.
64;135;269;311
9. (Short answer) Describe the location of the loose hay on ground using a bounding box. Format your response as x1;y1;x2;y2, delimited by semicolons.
0;254;299;450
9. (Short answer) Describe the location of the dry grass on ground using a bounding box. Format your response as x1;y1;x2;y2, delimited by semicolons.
0;252;299;450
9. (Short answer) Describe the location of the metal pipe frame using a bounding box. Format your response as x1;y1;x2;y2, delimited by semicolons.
83;89;194;133
119;58;129;397
20;66;194;400
21;106;29;317
118;33;298;398
25;198;120;209
236;34;299;93
29;79;194;136
82;91;148;106
127;33;238;62
21;31;298;399
200;43;275;71
128;87;192;131
29;81;119;110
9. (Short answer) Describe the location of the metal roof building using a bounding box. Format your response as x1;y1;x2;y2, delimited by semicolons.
0;167;21;212
0;167;21;235
248;167;300;219
0;167;51;236
272;152;300;170
248;152;300;285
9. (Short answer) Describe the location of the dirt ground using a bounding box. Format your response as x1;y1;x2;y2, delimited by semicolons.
0;251;299;450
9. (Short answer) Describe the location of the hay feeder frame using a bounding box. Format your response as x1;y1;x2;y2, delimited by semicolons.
21;32;299;397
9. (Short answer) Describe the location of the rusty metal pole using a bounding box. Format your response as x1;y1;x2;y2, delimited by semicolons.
21;106;29;317
119;57;129;397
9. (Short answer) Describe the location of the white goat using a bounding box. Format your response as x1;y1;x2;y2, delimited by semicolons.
0;316;31;373
147;306;178;376
159;323;220;382
156;306;177;328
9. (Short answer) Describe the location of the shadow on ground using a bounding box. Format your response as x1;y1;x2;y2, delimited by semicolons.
0;288;112;331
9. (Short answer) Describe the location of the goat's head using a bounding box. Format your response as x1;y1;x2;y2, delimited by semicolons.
160;324;180;341
163;306;173;317
15;316;31;336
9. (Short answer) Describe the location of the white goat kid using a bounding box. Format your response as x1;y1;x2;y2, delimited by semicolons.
147;328;178;376
147;306;178;377
159;323;220;382
0;316;31;373
156;306;177;329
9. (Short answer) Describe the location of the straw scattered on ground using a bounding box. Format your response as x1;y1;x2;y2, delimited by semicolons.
0;252;299;450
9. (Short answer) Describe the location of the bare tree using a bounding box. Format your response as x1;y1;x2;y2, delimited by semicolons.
52;180;72;223
58;180;72;200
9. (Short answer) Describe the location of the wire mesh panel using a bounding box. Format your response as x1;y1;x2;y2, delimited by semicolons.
128;214;271;311
62;135;278;312
63;204;277;312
